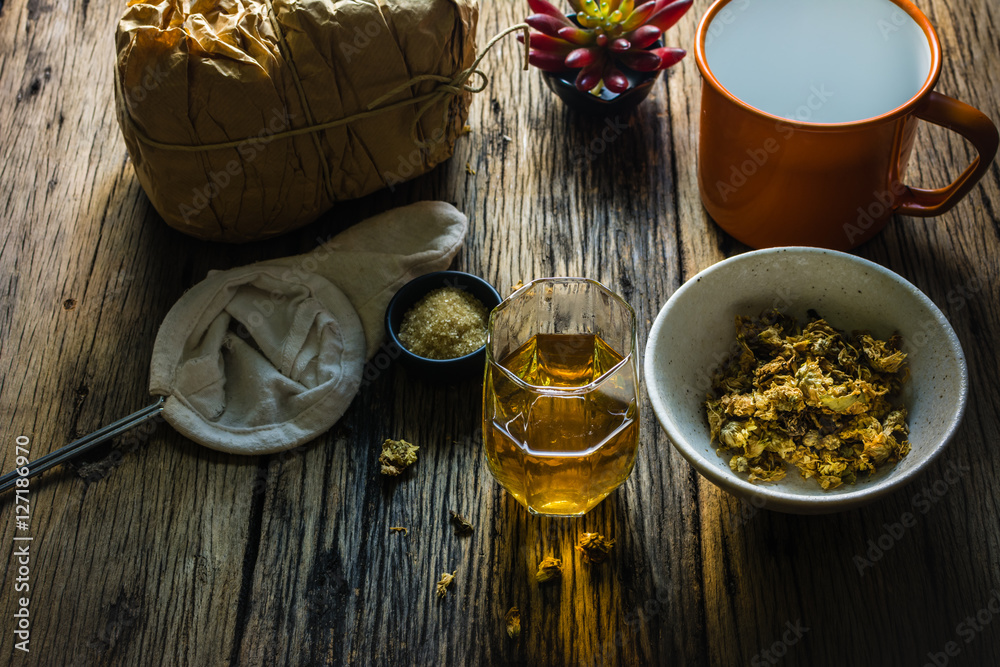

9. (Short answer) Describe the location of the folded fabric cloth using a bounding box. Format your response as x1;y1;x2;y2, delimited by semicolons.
149;201;468;454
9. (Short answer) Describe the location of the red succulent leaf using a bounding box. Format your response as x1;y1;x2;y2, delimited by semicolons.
565;47;601;69
604;64;630;93
625;25;662;49
518;32;574;53
526;13;573;37
616;49;661;71
650;46;686;69
647;0;693;32
557;26;597;45
575;62;604;92
595;33;609;47
528;0;566;19
621;0;658;31
529;51;572;72
610;37;631;52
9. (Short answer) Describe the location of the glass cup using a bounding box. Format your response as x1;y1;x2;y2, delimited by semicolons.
482;278;640;516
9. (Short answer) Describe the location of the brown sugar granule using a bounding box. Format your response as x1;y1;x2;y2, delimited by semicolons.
398;287;489;359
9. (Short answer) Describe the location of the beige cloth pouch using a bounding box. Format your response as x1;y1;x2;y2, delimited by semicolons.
149;201;468;453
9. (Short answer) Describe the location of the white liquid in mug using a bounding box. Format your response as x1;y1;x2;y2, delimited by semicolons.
704;0;933;123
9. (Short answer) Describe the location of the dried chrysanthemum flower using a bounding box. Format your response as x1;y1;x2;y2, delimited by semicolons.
436;570;457;598
505;607;521;638
705;309;910;490
449;510;474;536
576;532;615;563
379;438;419;476
535;557;563;584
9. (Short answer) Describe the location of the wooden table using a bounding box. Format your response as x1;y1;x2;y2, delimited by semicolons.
2;0;999;665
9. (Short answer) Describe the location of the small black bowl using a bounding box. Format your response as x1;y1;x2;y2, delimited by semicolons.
542;64;661;116
385;271;502;383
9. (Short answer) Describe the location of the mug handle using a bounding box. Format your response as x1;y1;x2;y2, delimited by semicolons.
896;91;999;217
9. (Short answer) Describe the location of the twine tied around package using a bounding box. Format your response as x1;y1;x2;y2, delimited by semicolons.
117;19;530;155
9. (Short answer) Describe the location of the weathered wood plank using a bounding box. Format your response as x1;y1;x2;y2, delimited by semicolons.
1;0;999;665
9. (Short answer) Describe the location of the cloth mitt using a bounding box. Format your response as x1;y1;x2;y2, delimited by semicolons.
148;201;468;454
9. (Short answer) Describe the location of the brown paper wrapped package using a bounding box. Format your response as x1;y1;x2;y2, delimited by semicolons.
114;0;478;242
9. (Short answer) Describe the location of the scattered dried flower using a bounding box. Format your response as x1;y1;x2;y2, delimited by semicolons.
576;532;615;563
389;526;408;535
465;162;477;175
436;570;457;598
379;438;419;476
535;557;563;584
706;309;910;489
505;607;521;638
449;510;474;536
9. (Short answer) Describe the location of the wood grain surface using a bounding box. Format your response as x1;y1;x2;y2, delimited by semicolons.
2;0;1000;665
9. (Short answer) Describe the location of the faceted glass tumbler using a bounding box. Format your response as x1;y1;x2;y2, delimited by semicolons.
482;278;640;516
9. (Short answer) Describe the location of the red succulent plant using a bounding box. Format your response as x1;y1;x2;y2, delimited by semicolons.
522;0;692;94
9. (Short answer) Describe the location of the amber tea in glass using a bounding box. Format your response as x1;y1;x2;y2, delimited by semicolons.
483;278;640;516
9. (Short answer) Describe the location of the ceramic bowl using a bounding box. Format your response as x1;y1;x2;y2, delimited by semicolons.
542;66;661;116
643;247;968;514
385;271;502;383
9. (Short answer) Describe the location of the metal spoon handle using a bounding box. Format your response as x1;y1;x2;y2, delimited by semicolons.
0;397;166;493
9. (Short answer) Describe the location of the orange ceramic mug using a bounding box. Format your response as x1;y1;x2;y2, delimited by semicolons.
695;0;998;250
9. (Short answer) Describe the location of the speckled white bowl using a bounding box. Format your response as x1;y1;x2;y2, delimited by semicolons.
644;247;968;514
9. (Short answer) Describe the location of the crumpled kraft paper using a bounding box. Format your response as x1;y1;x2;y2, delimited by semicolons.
114;0;478;242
